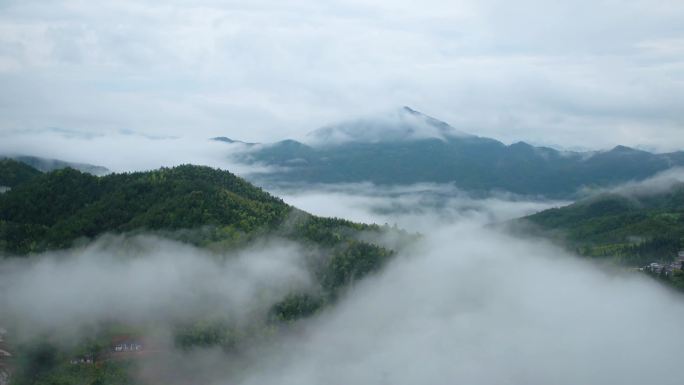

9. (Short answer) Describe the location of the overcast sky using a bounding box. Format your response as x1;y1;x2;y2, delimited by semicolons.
1;0;683;162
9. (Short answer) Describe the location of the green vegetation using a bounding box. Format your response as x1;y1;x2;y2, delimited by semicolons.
0;159;42;188
0;161;396;293
670;270;684;291
7;324;144;385
0;162;403;293
0;162;410;384
0;162;402;294
0;164;289;253
520;185;684;266
11;341;135;385
270;293;325;322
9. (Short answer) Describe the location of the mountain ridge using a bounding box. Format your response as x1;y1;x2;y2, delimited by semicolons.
516;183;684;267
216;108;684;198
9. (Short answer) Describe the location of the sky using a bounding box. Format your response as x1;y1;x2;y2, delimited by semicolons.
0;0;683;168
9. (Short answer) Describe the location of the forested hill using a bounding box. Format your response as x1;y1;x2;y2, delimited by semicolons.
518;184;684;266
0;163;398;266
0;164;286;253
0;158;43;188
1;161;402;308
0;163;405;384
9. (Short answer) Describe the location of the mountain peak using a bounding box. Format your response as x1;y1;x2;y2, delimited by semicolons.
305;107;472;145
401;106;420;114
212;136;238;143
606;145;649;155
611;145;637;152
212;137;257;146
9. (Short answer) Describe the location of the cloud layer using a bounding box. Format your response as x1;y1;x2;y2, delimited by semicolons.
1;0;683;157
606;166;684;197
236;222;684;385
231;185;684;385
272;182;567;230
0;129;265;173
0;235;312;340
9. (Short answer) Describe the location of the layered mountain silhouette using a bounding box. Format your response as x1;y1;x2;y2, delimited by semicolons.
220;107;684;198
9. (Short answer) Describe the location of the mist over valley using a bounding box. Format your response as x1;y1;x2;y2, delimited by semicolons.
2;1;684;384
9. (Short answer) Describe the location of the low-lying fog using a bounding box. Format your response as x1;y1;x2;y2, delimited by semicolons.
0;237;313;342
2;183;684;385
272;183;567;231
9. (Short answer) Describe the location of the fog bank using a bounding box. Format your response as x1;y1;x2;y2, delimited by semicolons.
607;167;684;197
0;235;312;340
224;186;684;385
272;183;566;232
0;131;266;174
235;215;684;385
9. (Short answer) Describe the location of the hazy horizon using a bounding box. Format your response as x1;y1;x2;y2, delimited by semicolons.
1;0;683;173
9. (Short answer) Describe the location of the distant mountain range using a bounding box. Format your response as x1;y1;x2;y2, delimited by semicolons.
219;107;684;198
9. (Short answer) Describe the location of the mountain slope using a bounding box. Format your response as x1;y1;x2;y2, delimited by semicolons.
0;164;397;258
224;108;684;198
0;163;403;385
518;184;684;266
0;162;402;319
0;159;43;188
0;165;289;252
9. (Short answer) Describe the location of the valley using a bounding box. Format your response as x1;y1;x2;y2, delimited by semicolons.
2;2;684;382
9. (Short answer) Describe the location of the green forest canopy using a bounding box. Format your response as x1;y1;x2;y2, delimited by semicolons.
519;184;684;266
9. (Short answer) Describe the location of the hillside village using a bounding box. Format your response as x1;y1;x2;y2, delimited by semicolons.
69;335;149;367
642;251;684;277
0;326;151;385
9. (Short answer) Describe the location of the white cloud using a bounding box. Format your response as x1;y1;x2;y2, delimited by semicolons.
0;235;312;340
272;182;566;230
604;166;684;197
236;223;684;385
227;185;684;385
0;0;682;158
0;128;271;173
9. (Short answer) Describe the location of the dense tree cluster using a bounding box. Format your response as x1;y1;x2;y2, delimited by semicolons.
0;159;42;188
10;340;135;385
522;186;684;266
0;165;289;253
